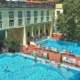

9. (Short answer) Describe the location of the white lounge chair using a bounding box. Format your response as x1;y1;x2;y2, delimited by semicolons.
77;61;80;66
63;57;67;61
68;58;76;64
45;47;49;51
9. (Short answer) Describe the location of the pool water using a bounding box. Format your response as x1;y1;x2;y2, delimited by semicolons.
0;53;80;80
41;39;80;56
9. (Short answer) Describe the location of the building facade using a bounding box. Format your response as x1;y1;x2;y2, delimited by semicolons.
0;1;55;46
54;4;63;33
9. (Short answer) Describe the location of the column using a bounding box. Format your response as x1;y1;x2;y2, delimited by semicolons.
23;10;27;45
5;30;8;39
50;9;54;36
38;25;40;35
31;26;33;36
44;24;46;33
23;27;27;45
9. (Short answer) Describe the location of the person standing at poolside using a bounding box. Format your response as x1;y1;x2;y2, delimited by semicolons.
34;57;37;63
57;63;60;68
25;44;28;50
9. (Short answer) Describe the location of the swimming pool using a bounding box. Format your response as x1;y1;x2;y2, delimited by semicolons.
0;53;80;80
40;39;80;56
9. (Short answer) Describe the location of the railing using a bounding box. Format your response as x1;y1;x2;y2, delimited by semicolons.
31;36;52;43
0;1;55;8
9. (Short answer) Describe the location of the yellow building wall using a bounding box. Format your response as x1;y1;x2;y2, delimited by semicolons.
0;7;53;45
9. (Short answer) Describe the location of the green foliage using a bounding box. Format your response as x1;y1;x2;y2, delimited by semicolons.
0;0;6;1
4;31;20;53
57;0;80;41
47;53;49;60
56;0;64;3
0;0;6;2
38;0;47;2
60;55;62;63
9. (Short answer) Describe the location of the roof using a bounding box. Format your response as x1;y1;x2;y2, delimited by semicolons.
26;0;42;4
47;0;56;2
26;0;56;3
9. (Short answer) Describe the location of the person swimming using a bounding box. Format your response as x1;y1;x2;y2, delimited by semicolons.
5;67;9;71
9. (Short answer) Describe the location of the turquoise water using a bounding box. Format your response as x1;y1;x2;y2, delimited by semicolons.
0;53;80;80
41;39;80;56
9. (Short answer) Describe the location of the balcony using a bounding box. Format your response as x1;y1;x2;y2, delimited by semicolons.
0;1;55;8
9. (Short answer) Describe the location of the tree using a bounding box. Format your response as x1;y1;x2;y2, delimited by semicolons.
0;0;6;1
38;0;47;2
47;53;49;60
0;0;6;2
60;55;62;63
57;0;80;41
56;0;64;3
4;30;20;53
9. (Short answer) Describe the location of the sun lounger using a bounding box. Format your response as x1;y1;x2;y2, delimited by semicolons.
49;47;54;52
44;47;49;51
43;53;47;58
53;48;59;53
36;44;43;50
77;61;80;66
68;58;76;64
62;57;66;61
63;57;76;64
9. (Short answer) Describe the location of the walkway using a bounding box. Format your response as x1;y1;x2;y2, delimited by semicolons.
21;33;80;67
21;44;80;67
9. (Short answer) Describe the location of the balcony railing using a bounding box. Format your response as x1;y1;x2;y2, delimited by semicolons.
0;1;55;8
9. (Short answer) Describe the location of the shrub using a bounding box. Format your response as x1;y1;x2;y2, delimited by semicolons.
4;31;20;53
60;55;62;63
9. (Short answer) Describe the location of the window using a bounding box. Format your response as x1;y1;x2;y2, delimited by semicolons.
0;12;1;20
34;18;37;23
34;11;37;17
0;12;2;28
41;17;44;22
27;32;30;37
0;21;2;28
27;11;31;17
47;17;49;21
36;30;38;34
9;12;14;19
57;11;60;15
0;31;5;40
18;11;22;18
18;19;22;25
47;11;49;16
46;30;48;35
9;20;14;26
27;18;30;25
41;11;44;16
40;29;42;33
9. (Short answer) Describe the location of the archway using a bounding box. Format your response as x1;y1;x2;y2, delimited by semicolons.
0;41;4;51
46;30;48;35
